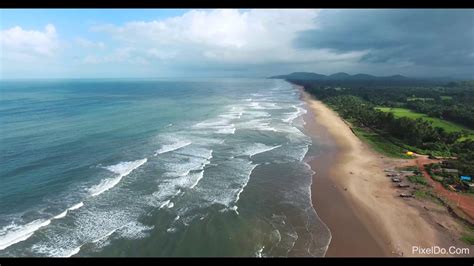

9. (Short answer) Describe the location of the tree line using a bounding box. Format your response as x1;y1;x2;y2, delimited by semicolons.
292;80;474;129
292;80;474;177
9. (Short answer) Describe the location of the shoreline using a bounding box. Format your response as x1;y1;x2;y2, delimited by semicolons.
299;86;472;257
301;89;391;257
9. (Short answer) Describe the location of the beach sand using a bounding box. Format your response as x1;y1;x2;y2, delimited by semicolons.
300;87;471;257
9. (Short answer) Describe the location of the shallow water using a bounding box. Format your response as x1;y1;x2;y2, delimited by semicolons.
0;78;330;257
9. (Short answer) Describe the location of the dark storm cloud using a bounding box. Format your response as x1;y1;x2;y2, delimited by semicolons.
295;9;474;74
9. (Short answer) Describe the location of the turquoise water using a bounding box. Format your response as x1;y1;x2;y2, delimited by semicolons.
0;78;330;257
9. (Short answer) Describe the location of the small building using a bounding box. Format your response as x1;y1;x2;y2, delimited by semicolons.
448;185;458;192
460;176;472;182
442;168;459;174
400;170;415;175
391;177;401;183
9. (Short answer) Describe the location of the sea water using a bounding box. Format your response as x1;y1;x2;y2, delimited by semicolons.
0;78;330;257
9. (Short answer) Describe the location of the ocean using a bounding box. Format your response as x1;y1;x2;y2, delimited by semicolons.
0;78;331;257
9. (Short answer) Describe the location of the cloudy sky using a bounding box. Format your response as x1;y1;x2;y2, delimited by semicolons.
1;9;473;79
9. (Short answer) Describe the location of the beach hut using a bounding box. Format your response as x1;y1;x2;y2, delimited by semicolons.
460;176;472;182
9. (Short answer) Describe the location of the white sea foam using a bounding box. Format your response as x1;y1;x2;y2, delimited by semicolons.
216;125;235;134
234;164;259;204
254;101;282;110
150;150;211;208
194;118;236;134
282;105;307;124
0;200;86;252
64;246;82;257
154;141;192;156
219;106;244;120
31;202;152;257
159;200;171;209
92;227;119;244
189;171;204;189
249;102;265;110
237;119;278;132
31;242;84;257
68;202;84;211
166;227;177;233
287;144;310;162
162;148;212;177
0;219;51;250
244;144;282;158
51;202;84;220
53;211;68;220
199;158;258;213
244;110;271;118
89;158;147;197
116;221;154;240
256;246;265;257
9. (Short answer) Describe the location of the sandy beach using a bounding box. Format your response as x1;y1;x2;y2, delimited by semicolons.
300;87;472;257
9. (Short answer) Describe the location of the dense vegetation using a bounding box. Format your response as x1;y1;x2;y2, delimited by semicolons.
288;79;474;178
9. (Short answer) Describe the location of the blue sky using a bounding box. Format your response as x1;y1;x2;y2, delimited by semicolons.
1;9;473;79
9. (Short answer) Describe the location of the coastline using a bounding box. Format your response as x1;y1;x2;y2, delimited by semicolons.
299;86;471;257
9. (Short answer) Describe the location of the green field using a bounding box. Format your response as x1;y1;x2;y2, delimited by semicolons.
375;107;474;135
351;127;412;158
440;96;453;100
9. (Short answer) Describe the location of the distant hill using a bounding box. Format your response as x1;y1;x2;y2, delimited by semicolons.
328;72;351;79
268;72;447;87
269;72;409;81
269;72;327;80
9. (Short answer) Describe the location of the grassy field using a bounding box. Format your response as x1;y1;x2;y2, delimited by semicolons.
461;234;474;245
375;107;474;136
351;126;413;158
408;174;428;185
440;96;453;100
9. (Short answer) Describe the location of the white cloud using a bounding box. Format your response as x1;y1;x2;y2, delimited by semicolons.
82;47;149;65
147;48;178;60
90;9;366;66
75;37;105;49
0;24;59;59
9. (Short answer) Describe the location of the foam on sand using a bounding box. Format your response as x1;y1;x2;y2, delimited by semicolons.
89;158;147;197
